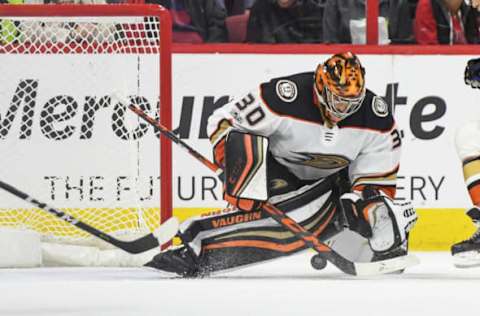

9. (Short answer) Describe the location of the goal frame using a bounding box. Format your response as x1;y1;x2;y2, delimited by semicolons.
0;4;173;232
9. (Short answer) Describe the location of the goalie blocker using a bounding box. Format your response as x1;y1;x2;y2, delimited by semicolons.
146;132;417;276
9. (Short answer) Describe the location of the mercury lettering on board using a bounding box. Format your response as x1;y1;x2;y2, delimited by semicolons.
0;80;448;142
0;80;154;140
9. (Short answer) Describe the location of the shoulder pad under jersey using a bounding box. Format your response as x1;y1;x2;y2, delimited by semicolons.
260;72;323;124
338;90;394;132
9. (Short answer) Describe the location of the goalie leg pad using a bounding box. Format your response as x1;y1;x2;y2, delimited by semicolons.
224;131;269;211
170;173;343;273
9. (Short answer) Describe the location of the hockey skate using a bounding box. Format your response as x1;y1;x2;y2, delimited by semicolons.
451;207;480;268
145;246;205;277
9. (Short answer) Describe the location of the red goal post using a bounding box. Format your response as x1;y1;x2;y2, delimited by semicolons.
0;4;172;266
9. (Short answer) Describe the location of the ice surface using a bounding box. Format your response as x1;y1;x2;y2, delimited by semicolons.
0;252;478;316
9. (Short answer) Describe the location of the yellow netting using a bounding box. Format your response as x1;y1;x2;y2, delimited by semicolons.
0;207;160;245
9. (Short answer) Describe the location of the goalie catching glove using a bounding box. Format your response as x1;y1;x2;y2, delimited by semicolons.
223;131;270;212
340;188;417;254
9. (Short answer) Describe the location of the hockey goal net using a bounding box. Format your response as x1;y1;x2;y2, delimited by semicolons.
0;4;172;266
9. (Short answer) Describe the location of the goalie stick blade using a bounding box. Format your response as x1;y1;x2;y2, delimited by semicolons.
113;216;179;254
153;216;179;246
353;253;420;276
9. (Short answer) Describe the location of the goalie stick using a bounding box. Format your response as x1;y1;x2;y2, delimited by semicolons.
125;100;419;276
0;180;179;254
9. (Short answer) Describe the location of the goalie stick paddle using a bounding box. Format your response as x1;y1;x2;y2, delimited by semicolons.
0;180;179;254
126;100;418;276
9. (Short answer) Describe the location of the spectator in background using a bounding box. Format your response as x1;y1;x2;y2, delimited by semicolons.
241;0;255;10
1;0;125;45
323;0;415;44
221;0;256;15
245;0;255;9
414;0;480;44
473;0;480;10
246;0;324;43
148;0;228;43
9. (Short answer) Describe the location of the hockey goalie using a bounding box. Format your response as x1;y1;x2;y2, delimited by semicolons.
146;52;418;277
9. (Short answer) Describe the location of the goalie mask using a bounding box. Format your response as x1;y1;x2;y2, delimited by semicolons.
314;52;366;124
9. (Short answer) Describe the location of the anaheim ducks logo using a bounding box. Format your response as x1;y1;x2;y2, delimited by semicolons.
286;153;350;169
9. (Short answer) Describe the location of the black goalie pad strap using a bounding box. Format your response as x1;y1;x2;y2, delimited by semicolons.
225;131;269;201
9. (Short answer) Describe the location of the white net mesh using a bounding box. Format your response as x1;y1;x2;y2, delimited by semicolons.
0;8;170;259
1;15;162;51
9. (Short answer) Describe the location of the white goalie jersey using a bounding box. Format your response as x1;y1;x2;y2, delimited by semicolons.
207;72;402;197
